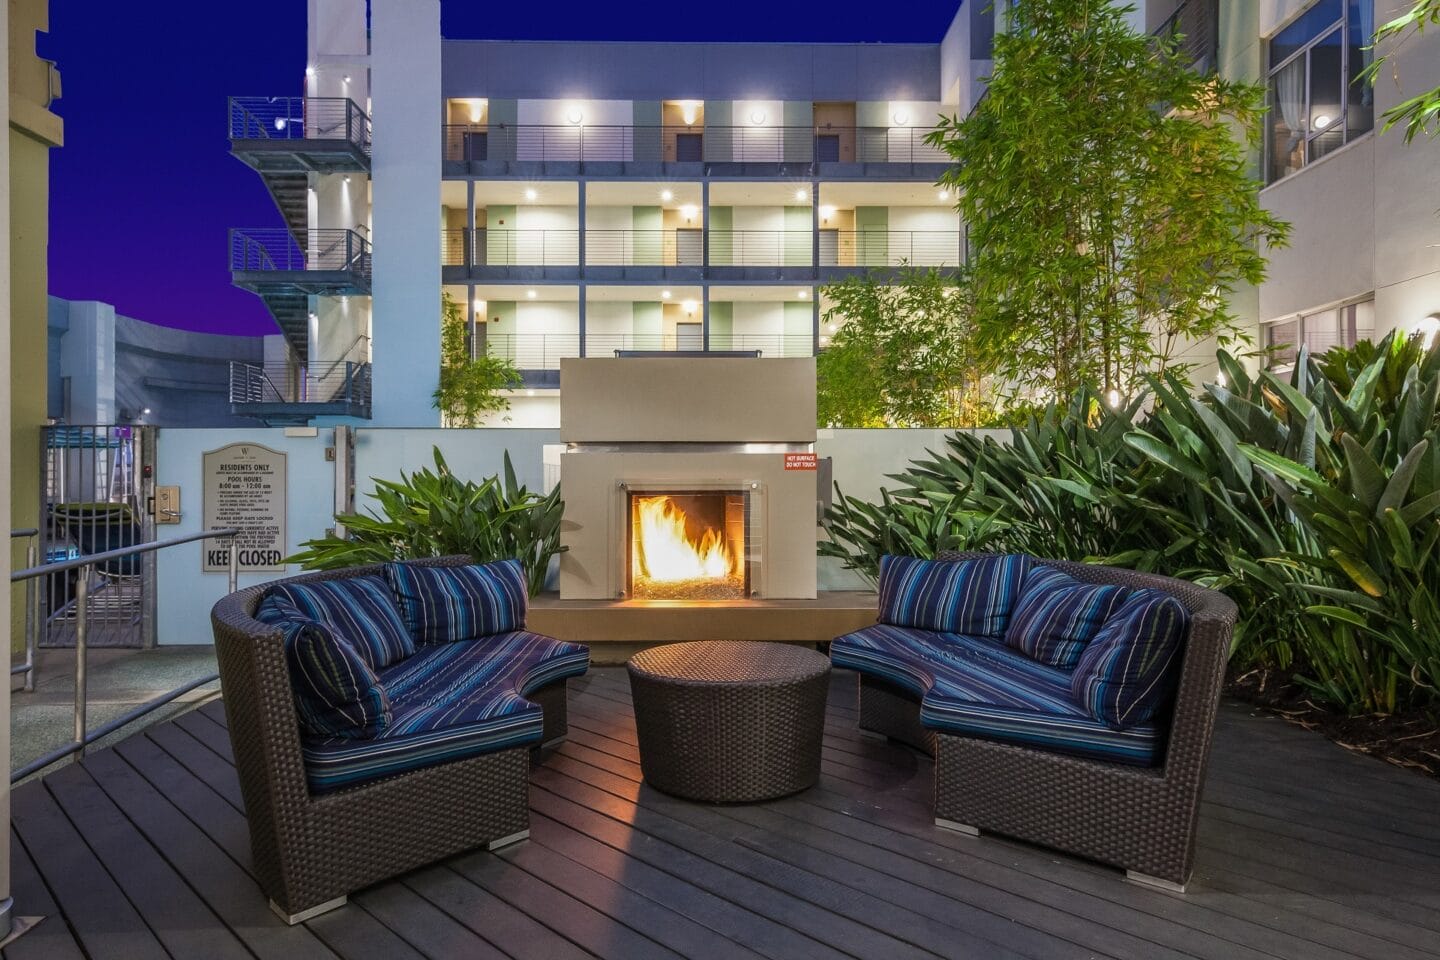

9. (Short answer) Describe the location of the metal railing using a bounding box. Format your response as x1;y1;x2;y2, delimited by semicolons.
821;230;965;267
1155;0;1219;72
228;96;372;154
10;528;39;692
230;360;373;407
707;230;816;267
10;528;240;783
483;334;581;370
585;229;703;267
590;332;816;357
443;228;582;267
442;124;950;165
230;228;372;279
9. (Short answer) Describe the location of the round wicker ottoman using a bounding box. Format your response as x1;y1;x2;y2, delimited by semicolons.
627;640;831;803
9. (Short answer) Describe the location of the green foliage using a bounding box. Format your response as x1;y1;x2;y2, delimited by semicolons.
817;268;996;428
433;291;523;427
1362;0;1440;142
928;0;1290;401
822;332;1440;714
287;447;565;596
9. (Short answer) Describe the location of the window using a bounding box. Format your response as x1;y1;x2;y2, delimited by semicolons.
1264;299;1374;370
1266;0;1374;183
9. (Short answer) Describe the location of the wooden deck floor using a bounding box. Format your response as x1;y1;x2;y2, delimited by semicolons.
7;667;1440;960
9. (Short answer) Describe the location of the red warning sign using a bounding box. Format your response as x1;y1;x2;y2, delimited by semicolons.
784;453;818;471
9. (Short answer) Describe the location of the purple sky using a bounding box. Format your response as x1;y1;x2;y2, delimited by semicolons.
45;1;963;337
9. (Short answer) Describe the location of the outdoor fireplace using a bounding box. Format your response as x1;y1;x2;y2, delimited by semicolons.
626;489;751;600
558;357;818;602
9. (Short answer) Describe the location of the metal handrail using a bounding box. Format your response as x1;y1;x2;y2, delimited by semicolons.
228;96;372;153
229;360;373;406
10;527;241;783
441;122;951;164
1155;0;1219;72
230;228;372;277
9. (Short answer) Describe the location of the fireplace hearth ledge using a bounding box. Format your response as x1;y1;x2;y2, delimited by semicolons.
527;590;877;665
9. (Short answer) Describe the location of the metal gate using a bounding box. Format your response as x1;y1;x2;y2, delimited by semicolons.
40;425;154;648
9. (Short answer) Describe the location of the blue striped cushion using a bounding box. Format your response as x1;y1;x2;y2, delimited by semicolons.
384;560;528;645
300;630;590;792
877;554;1030;636
1071;589;1189;729
267;576;414;670
255;594;392;739
831;625;1162;766
1003;565;1132;670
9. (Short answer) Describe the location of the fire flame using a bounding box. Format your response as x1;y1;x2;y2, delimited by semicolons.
634;496;737;582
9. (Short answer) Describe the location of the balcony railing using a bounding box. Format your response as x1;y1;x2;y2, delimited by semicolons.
442;124;949;165
229;360;373;407
484;334;581;370
230;228;372;280
229;96;372;153
589;333;815;357
1155;0;1219;73
440;228;962;268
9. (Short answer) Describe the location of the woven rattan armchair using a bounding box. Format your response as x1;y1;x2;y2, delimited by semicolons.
211;558;571;924
857;552;1236;891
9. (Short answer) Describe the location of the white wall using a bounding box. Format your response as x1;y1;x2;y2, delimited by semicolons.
730;206;787;265
888;206;962;265
476;395;562;429
585;206;636;265
730;301;786;340
732;100;784;161
517;99;633;160
512;205;579;264
585;300;634;337
370;0;441;425
506;301;579;368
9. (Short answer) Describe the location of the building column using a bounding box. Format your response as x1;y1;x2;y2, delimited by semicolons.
701;179;711;351
369;0;442;425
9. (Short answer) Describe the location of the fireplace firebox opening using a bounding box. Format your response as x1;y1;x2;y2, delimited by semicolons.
626;490;750;600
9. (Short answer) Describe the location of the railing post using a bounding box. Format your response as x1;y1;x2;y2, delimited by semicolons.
73;564;89;758
227;536;240;596
23;540;37;693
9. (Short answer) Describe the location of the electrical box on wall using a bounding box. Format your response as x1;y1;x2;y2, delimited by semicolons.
155;485;181;524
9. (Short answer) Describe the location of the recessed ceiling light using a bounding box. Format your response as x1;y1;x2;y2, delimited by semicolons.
938;189;950;201
660;189;674;202
797;289;809;299
524;188;537;201
304;67;315;77
661;290;672;299
826;323;837;333
1312;114;1332;129
526;389;536;396
794;188;808;202
526;289;537;299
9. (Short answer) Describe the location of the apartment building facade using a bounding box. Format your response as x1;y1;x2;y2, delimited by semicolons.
225;0;1438;427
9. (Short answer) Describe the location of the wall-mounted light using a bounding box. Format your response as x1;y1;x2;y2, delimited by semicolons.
893;109;910;126
473;299;486;312
820;204;836;222
826;323;837;333
679;203;698;223
566;105;585;125
661;290;672;299
1106;388;1122;408
680;101;699;125
660;189;674;202
343;75;352;84
526;289;538;299
343;175;351;184
750;109;767;125
467;99;484;123
524;188;537;201
274;117;289;132
305;66;315;78
681;299;698;315
1312;113;1333;130
1418;313;1440;351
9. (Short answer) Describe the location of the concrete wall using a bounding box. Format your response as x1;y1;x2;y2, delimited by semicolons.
442;41;944;103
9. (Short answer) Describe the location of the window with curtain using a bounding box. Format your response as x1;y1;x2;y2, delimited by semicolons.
1264;299;1374;370
1265;0;1375;184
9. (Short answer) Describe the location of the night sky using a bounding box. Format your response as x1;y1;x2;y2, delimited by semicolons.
45;1;963;337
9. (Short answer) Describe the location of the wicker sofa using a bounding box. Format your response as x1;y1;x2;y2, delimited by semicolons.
211;556;589;923
831;552;1235;891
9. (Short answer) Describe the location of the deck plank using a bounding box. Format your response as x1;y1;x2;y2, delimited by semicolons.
8;666;1440;960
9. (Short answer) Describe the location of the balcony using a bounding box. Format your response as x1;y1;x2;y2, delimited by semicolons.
1155;0;1218;73
230;228;372;294
442;229;581;277
228;360;372;424
820;230;966;269
228;96;372;173
441;124;950;175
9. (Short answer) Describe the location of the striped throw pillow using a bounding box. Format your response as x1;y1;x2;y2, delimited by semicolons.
1004;565;1132;670
877;554;1030;637
267;575;415;670
1070;588;1189;730
384;559;528;645
255;594;392;739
